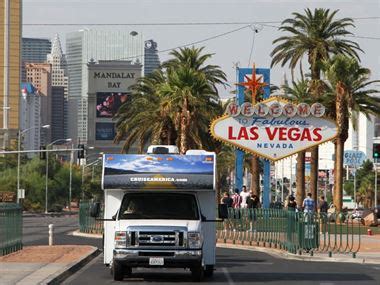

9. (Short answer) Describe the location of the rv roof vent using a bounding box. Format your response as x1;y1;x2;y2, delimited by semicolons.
147;145;179;154
186;149;214;155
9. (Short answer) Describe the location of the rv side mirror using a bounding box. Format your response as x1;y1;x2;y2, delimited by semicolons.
218;204;229;220
90;202;101;218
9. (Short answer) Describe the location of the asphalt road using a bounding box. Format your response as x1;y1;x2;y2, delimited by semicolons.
23;213;101;248
23;215;380;285
64;247;380;285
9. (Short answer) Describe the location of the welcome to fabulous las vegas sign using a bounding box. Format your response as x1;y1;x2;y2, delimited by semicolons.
210;97;338;161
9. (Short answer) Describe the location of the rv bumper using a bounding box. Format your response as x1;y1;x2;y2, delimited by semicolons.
113;249;202;268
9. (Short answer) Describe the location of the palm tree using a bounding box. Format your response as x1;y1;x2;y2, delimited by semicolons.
114;69;176;153
163;46;227;93
159;66;220;153
322;55;380;212
271;8;361;205
115;47;226;154
160;47;226;153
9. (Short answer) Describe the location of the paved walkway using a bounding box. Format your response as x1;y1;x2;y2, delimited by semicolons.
0;245;97;285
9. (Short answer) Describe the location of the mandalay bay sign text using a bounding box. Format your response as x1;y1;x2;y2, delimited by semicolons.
211;97;338;161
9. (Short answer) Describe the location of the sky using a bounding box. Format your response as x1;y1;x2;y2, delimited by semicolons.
23;0;380;99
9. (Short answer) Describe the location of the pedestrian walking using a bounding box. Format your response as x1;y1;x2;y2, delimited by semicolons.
247;193;260;231
302;193;315;213
220;192;233;230
220;192;233;208
287;196;297;211
318;196;328;213
240;185;250;208
232;188;242;209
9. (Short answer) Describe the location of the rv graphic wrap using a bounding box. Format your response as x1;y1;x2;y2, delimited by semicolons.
103;154;214;190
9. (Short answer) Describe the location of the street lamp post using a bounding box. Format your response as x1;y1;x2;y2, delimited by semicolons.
17;124;50;203
45;138;72;213
69;144;73;213
375;163;378;209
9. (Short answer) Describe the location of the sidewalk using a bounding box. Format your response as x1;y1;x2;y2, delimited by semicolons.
0;245;98;285
217;233;380;264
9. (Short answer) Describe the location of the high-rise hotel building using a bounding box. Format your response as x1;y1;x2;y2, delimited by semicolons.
66;30;144;144
47;34;69;140
0;0;22;148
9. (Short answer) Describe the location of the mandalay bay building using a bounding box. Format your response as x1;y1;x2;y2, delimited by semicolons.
66;30;144;145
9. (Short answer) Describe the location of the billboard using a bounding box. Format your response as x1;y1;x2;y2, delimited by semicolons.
211;97;338;161
96;122;115;140
102;154;215;190
96;92;128;118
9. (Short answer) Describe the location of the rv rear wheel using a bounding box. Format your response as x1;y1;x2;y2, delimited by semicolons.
112;261;124;281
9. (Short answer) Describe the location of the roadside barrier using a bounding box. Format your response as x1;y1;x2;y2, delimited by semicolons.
217;208;361;257
79;201;103;234
78;203;361;257
0;203;22;256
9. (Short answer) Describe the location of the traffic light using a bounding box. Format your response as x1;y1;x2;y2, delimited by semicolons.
78;144;85;159
40;145;46;160
373;143;380;159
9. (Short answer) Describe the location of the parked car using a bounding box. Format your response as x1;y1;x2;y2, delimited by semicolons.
373;206;380;219
352;207;365;220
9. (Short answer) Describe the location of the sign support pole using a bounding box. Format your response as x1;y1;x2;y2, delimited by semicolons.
236;67;270;207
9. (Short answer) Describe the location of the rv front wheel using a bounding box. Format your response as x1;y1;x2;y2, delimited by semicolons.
191;264;204;282
204;265;214;277
112;261;124;281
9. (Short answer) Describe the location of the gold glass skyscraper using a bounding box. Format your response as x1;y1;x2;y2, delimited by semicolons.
0;0;21;147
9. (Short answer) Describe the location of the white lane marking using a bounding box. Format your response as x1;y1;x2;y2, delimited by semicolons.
222;267;235;285
373;266;380;270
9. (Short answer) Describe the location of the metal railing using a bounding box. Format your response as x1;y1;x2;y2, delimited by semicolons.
0;203;23;256
217;208;361;257
78;203;361;257
79;201;104;234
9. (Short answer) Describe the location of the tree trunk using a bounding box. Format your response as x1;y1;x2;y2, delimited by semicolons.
334;82;348;213
296;151;306;208
250;156;260;197
309;63;321;212
310;146;318;206
334;138;344;213
179;98;189;154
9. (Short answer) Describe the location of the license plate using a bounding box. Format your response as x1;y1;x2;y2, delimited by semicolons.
149;257;164;266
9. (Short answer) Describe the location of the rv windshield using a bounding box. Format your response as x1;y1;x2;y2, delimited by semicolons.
119;193;200;220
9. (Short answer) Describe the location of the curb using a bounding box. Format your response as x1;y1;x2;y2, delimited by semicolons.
216;243;380;265
44;247;100;285
71;229;103;239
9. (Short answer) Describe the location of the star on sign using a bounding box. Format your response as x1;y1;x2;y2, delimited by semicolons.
236;64;268;104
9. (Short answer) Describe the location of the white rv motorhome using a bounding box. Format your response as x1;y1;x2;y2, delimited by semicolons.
91;146;225;281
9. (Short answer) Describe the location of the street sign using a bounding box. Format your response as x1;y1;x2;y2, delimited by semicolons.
18;189;25;199
343;150;366;167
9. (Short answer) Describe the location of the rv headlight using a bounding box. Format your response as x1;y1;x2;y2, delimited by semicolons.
188;232;202;249
114;231;128;248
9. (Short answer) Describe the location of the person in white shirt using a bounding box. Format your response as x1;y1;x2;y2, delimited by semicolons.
240;185;250;208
